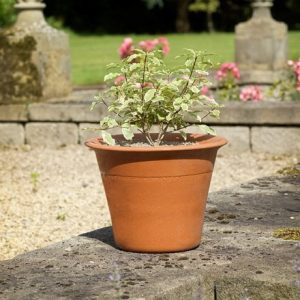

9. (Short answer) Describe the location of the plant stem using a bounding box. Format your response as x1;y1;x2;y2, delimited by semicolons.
180;56;198;97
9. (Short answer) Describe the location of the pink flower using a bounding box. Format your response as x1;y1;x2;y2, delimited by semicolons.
119;37;170;59
139;39;157;52
216;62;240;81
240;86;263;102
114;75;125;86
288;59;300;92
119;38;134;59
158;37;170;55
201;85;209;95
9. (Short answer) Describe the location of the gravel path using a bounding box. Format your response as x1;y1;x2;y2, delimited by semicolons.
0;145;298;261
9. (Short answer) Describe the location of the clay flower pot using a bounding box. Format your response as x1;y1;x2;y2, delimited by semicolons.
86;133;227;253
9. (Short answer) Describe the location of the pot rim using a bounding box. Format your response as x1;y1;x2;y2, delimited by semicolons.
85;133;228;152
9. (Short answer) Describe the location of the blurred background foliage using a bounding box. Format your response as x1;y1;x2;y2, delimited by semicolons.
0;0;15;27
0;0;300;33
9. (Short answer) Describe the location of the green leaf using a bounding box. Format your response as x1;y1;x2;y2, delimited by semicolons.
211;109;220;118
144;89;156;102
100;117;118;128
101;131;116;145
106;63;119;69
184;48;196;56
180;131;187;141
181;103;189;111
198;125;216;136
152;57;161;65
190;86;199;93
129;63;139;72
185;59;193;67
90;101;97;111
104;73;120;82
127;54;140;62
166;113;173;121
122;126;134;140
173;97;183;110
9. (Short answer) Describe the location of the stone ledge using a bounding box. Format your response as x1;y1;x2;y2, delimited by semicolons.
0;123;25;145
0;104;27;121
28;103;105;122
251;127;300;154
189;101;300;125
0;90;299;125
0;175;299;299
25;123;78;147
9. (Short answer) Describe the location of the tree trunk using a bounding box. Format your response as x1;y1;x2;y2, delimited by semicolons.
176;0;190;33
207;11;215;33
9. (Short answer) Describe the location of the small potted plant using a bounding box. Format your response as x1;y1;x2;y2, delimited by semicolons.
85;49;227;253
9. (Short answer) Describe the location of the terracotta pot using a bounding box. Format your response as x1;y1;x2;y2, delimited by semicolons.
85;133;227;253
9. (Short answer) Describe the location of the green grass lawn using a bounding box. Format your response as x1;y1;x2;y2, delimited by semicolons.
70;32;300;86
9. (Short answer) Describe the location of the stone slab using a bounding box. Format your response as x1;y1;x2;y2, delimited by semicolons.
0;175;299;299
189;125;250;154
28;103;105;122
0;123;25;145
79;123;101;145
25;123;78;147
79;123;124;144
0;105;28;121
251;126;300;154
0;88;299;125
186;101;300;125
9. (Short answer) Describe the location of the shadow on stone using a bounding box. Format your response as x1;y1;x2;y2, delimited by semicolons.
80;226;117;248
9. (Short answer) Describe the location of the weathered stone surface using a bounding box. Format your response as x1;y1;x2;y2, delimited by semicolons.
251;126;300;154
1;89;300;125
189;125;250;154
214;126;250;154
187;101;300;125
0;105;28;121
79;123;101;144
25;123;78;147
235;1;288;84
0;0;71;104
0;123;25;145
28;103;105;122
215;277;300;300
0;175;299;299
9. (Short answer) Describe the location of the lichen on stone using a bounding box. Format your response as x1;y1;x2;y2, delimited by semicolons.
273;228;300;240
0;30;42;104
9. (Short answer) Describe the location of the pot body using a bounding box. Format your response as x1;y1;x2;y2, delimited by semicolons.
86;133;227;253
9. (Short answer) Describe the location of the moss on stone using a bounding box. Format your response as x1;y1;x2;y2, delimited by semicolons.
0;31;42;104
277;166;300;176
273;228;300;240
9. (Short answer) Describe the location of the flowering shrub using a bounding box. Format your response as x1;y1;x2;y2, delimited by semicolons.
288;59;300;92
269;59;300;101
240;86;263;102
215;62;240;101
216;62;240;81
118;37;170;59
91;49;220;146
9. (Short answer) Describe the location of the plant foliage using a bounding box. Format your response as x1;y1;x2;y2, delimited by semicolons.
91;49;221;146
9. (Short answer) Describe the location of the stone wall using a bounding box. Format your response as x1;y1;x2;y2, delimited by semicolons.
0;90;299;154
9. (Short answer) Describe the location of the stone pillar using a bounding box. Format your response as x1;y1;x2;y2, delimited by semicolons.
0;0;72;104
235;0;288;84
